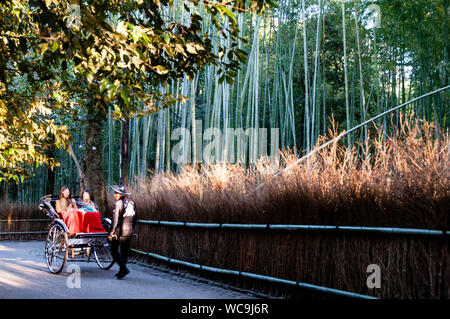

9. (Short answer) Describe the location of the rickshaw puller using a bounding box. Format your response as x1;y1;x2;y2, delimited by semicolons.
109;184;136;280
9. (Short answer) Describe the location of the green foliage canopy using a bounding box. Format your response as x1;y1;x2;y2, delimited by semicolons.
0;0;277;182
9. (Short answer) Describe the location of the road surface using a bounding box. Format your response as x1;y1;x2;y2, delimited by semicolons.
0;240;256;299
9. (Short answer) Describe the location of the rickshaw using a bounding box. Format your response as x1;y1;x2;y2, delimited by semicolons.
39;195;115;274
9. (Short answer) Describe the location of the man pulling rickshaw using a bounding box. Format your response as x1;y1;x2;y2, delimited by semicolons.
109;184;137;279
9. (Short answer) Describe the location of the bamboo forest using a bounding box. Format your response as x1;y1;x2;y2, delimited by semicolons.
0;0;448;300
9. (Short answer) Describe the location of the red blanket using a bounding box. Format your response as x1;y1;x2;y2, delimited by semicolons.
61;208;105;235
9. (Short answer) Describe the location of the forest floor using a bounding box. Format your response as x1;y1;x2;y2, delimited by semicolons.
0;240;257;299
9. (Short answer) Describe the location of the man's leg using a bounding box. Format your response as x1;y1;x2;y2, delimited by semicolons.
111;239;126;273
119;236;131;267
114;236;131;279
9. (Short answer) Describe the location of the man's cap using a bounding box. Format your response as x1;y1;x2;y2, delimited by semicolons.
109;184;131;195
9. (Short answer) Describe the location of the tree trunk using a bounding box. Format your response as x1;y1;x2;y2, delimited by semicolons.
85;102;107;214
3;182;8;202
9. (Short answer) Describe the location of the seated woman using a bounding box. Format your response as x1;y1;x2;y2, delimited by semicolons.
55;186;80;235
81;189;99;211
55;186;78;215
79;188;104;233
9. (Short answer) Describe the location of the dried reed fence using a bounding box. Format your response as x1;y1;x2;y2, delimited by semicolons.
127;116;449;298
132;226;447;299
0;201;49;240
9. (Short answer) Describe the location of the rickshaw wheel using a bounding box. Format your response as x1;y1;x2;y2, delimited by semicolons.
94;218;114;270
93;238;114;270
45;223;68;274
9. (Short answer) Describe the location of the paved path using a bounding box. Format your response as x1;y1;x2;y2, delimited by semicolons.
0;241;256;299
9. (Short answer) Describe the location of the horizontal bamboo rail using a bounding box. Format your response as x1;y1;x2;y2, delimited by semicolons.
0;231;48;235
130;247;378;299
0;219;50;222
0;218;50;236
136;219;449;236
1;219;448;237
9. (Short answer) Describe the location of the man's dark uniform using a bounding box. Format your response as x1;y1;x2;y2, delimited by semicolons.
109;185;136;279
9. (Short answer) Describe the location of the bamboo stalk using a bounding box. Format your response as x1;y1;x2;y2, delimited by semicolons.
342;1;351;149
301;0;311;152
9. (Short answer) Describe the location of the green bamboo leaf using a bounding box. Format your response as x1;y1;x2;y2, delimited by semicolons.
163;34;170;44
86;72;94;84
107;84;117;100
100;78;109;93
121;88;130;105
221;6;237;26
52;41;58;52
